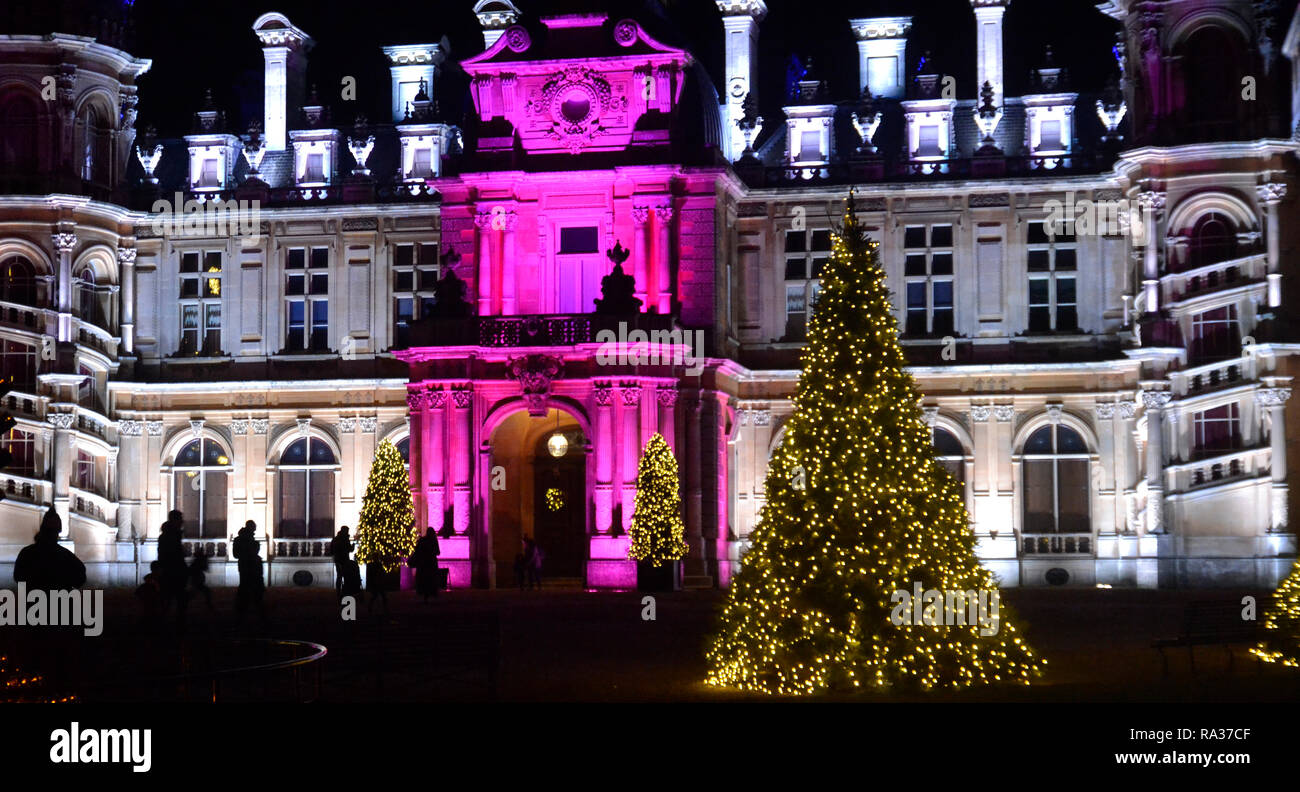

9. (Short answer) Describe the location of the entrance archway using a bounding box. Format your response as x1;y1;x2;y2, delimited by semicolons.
489;408;588;586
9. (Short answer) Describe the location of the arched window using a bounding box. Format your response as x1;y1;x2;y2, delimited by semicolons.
76;106;111;188
1;427;35;475
77;270;100;326
0;256;35;305
1188;212;1237;270
1022;424;1089;534
173;438;230;539
278;437;336;538
932;427;965;485
396;436;410;465
0;94;40;185
1179;26;1248;140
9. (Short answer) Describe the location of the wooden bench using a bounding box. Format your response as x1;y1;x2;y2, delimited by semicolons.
1152;601;1258;676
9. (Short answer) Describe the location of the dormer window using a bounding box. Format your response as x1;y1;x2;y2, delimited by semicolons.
290;131;339;188
1039;120;1062;152
305;153;324;183
918;126;941;156
199;158;220;188
411;147;432;178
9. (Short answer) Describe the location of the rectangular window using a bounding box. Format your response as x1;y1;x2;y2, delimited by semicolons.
392;242;440;346
1025;221;1079;332
1193;403;1241;458
783;228;832;340
74;450;94;492
798;131;821;162
559;227;599;255
179;250;222;356
286;247;329;352
867;57;896;93
1189;305;1240;362
411;147;432;177
902;224;956;336
918;125;941;156
0;340;37;391
1039;119;1063;151
200;158;219;188
305;152;324;183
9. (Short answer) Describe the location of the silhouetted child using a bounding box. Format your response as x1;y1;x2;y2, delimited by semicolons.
188;550;213;610
341;558;362;600
135;562;164;628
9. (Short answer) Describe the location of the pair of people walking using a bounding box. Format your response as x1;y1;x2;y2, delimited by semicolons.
515;536;544;590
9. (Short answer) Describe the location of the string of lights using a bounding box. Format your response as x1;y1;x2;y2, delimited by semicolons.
354;439;417;574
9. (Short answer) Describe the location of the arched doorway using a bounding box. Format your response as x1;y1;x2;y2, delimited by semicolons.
489;408;588;586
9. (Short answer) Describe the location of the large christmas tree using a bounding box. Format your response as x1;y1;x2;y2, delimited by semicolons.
626;433;689;566
705;196;1043;695
354;439;417;574
1252;561;1300;667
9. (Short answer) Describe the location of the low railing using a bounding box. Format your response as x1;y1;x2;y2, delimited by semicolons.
183;539;228;559
273;538;333;559
89;639;327;703
4;391;39;417
1168;446;1265;492
0;299;48;333
1021;533;1093;555
1177;357;1248;397
1163;253;1266;305
1;474;47;504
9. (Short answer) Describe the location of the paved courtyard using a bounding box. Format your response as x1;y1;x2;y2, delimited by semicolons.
6;586;1300;702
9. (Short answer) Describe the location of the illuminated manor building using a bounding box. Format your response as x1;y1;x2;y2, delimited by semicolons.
1;0;1299;589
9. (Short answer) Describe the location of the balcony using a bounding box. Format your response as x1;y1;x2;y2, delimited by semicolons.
1163;253;1266;306
0;299;48;334
1021;534;1093;555
402;313;680;350
1166;446;1267;493
1175;357;1249;398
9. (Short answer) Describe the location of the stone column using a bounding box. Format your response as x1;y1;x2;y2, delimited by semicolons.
657;386;678;450
632;206;650;308
1136;191;1165;314
1257;383;1292;530
1258;183;1286;308
683;394;706;576
501;211;518;315
593;384;614;534
653;206;674;314
426;389;446;532
53;231;76;343
117;246;136;354
474;213;493;315
619;385;641;533
1142;389;1172;534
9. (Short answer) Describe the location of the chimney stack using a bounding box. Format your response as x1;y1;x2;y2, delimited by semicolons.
971;0;1011;108
849;17;912;100
253;12;313;152
474;0;521;49
715;0;768;162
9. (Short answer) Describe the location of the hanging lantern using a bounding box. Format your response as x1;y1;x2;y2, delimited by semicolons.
547;431;568;458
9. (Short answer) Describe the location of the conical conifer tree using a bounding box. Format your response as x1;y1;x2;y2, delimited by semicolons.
1252;561;1300;666
354;439;417;573
705;196;1043;695
627;433;689;566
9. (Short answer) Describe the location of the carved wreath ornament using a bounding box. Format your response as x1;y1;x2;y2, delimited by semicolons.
531;67;622;154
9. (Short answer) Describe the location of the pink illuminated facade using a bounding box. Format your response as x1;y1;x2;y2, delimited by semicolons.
397;15;734;589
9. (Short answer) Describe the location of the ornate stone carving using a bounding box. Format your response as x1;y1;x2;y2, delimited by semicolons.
119;419;143;436
656;388;678;407
359;417;379;433
146;421;164;436
1095;402;1116;420
117;247;137;266
920;406;939;427
1257;183;1287;206
1141;390;1172;410
338;417;357;433
595;386;614;407
993;405;1015;423
507;355;563;416
52;233;77;253
295;418;311;437
1257;387;1292;407
452;388;473;409
48;413;75;429
613;19;638;47
970;405;991;423
1118;400;1137;420
428;389;447;409
653;206;675;223
406;391;425;411
1045;404;1063;423
231;419;248;435
189;419;205;438
631;206;651;225
504;25;531;53
251;419;270;435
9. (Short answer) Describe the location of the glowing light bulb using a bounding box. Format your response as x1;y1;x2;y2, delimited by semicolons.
547;432;568;458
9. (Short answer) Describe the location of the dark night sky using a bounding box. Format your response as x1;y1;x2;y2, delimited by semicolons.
125;0;1132;139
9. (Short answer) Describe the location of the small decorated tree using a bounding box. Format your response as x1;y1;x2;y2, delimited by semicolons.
354;440;417;581
627;433;689;589
1252;561;1300;667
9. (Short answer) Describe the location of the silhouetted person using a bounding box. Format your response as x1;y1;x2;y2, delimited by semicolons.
188;549;213;610
522;536;542;590
156;510;189;620
409;528;441;603
13;508;86;591
135;562;164;630
233;521;266;624
331;526;353;599
340;556;362;601
366;561;390;614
